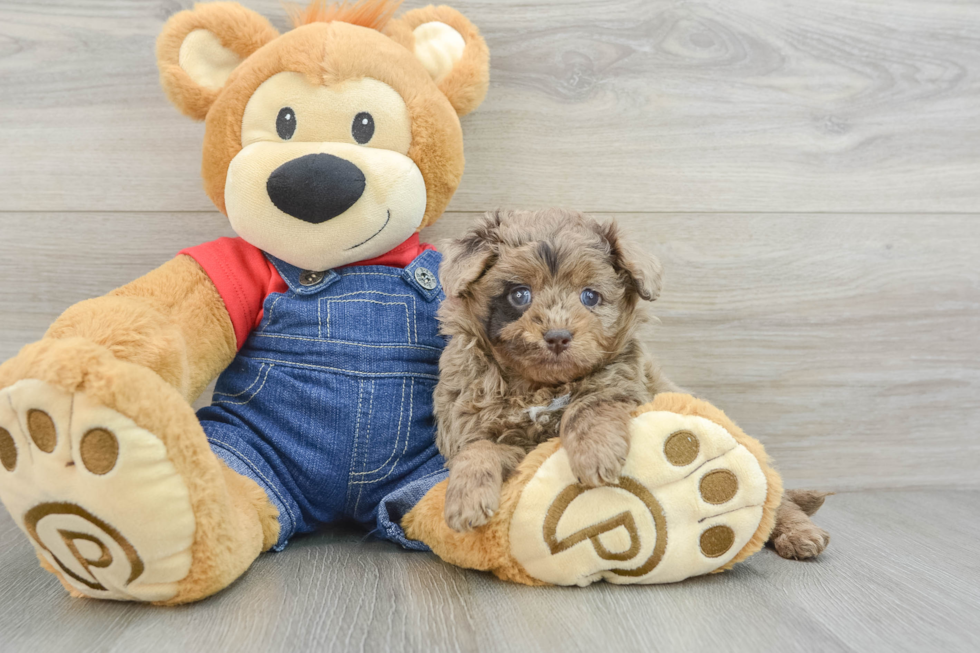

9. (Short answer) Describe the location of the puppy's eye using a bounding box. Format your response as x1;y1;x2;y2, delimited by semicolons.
276;107;296;140
352;112;375;144
580;289;601;308
508;286;532;308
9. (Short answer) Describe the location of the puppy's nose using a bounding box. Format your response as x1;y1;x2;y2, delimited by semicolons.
266;153;366;224
544;329;573;354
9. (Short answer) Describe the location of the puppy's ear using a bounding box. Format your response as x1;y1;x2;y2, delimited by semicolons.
387;5;490;116
595;221;663;301
440;212;502;298
157;3;279;120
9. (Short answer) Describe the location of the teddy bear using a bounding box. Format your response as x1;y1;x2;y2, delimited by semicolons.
0;0;814;604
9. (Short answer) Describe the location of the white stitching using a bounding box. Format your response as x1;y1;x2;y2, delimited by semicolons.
337;272;401;279
345;379;365;508
353;379;377;514
400;379;416;462
245;357;439;380
325;291;419;344
326;291;416;300
354;378;414;486
351;377;406;477
262;293;287;326
323;299;411;344
250;333;440;352
211;365;273;405
212;363;268;398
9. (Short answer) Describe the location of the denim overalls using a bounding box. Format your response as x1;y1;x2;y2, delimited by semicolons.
197;249;448;550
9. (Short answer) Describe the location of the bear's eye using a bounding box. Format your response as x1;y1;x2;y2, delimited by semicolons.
352;112;375;144
508;286;532;308
276;107;296;140
580;289;601;308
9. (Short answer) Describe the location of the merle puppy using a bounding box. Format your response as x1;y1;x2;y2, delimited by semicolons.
434;208;679;532
432;209;831;561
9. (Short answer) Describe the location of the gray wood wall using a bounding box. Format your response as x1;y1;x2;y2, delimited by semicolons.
1;0;977;490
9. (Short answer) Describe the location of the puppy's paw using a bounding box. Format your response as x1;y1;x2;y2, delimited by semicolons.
561;404;632;488
773;524;830;560
566;436;629;488
444;473;500;532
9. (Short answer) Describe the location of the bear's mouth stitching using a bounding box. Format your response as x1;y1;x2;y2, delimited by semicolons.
345;209;391;250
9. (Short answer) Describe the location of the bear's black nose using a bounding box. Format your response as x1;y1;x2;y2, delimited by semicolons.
266;153;366;224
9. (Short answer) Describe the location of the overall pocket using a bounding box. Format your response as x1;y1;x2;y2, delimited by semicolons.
319;290;419;345
211;360;274;406
348;376;438;483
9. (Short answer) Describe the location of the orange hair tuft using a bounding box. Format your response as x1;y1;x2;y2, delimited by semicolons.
285;0;403;31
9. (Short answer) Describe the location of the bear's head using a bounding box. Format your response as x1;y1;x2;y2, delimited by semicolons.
157;0;488;270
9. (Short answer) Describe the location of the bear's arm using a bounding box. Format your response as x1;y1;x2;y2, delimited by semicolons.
44;255;236;404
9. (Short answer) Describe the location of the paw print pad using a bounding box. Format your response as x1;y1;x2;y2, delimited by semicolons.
0;427;15;471
699;469;738;505
0;380;196;602
79;428;119;475
700;525;736;558
27;409;57;453
508;410;768;585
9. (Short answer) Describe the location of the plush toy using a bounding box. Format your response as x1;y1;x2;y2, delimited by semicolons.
404;393;782;586
0;0;784;604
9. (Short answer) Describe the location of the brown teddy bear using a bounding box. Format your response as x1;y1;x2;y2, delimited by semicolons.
0;0;811;604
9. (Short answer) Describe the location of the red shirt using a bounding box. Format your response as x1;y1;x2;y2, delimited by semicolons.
180;235;435;349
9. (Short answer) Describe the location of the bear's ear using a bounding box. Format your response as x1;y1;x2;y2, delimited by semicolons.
388;6;490;116
156;2;279;120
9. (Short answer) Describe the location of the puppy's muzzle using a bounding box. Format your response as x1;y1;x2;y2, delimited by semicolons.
544;329;573;355
266;153;366;224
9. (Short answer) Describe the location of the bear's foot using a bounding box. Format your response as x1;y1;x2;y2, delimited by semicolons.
0;380;196;602
508;409;770;585
404;393;783;586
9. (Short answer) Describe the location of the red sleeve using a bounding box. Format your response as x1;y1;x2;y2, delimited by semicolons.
179;237;287;350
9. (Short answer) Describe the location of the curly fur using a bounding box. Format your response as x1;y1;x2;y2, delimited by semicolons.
767;489;833;560
434;209;679;531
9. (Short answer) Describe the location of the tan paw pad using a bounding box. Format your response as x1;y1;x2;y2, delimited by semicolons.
0;380;196;602
508;411;768;585
27;409;57;453
79;428;119;475
0;427;16;471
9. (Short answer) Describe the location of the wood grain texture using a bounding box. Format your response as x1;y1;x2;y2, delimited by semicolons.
0;490;977;653
1;211;978;490
1;0;980;212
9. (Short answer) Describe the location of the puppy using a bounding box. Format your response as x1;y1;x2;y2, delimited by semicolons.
434;208;679;532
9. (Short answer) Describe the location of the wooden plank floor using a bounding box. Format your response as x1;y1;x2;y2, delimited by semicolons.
1;0;979;213
0;490;977;653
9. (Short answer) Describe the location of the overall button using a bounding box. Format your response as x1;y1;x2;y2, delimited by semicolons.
299;270;325;286
414;267;438;290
